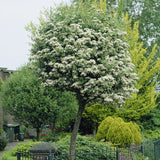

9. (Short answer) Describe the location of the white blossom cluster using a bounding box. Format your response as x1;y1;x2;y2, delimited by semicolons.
30;6;138;106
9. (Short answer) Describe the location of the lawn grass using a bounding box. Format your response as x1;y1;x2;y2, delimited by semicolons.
2;150;17;160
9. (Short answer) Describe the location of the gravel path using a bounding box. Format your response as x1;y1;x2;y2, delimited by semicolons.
0;139;31;159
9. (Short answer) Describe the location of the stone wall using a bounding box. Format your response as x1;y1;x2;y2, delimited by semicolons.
0;102;3;129
0;67;14;129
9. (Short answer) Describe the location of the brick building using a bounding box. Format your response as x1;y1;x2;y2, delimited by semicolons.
0;67;14;129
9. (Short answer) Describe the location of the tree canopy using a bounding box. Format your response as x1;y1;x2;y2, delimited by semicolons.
28;3;137;107
120;0;160;51
1;66;57;140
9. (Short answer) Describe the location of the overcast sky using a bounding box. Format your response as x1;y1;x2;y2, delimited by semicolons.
0;0;71;70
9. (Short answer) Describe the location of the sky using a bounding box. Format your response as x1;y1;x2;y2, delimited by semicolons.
0;0;71;71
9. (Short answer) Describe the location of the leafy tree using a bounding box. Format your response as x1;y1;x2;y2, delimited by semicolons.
137;96;160;131
1;65;57;140
0;77;3;129
27;2;137;159
115;14;160;121
50;90;78;131
120;0;160;52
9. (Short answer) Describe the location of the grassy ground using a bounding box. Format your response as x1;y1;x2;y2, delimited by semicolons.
0;139;31;160
1;150;17;160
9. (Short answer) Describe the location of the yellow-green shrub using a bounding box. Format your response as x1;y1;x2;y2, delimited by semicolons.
96;116;142;147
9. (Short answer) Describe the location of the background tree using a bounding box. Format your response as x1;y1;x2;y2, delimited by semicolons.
116;14;160;121
108;0;160;82
137;96;160;131
0;77;3;129
27;2;137;159
81;0;160;51
1;65;57;140
1;65;78;140
119;0;160;52
50;89;78;131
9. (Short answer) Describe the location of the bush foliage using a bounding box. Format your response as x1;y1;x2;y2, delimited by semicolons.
40;132;72;142
142;129;160;141
80;103;117;134
96;116;142;147
11;141;40;156
54;135;115;160
0;129;8;151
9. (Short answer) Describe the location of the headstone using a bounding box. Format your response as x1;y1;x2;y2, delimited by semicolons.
29;142;57;160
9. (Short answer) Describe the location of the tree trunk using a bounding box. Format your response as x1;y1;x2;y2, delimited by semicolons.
36;128;40;141
69;102;85;160
93;123;97;136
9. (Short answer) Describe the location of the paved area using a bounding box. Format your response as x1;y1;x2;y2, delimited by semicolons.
0;139;31;159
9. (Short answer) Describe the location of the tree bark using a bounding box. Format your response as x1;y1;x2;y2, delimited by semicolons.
93;123;97;136
69;102;85;160
36;128;40;141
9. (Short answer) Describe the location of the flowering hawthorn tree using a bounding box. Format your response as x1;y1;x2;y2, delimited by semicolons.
27;2;138;159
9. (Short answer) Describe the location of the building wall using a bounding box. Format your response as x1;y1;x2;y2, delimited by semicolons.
0;102;3;129
0;67;12;81
0;67;14;129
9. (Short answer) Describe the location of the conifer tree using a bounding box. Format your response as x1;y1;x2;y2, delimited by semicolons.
116;14;160;121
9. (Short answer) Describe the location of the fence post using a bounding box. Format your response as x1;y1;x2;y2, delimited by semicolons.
154;141;156;160
48;150;52;160
116;146;119;160
17;152;21;160
141;142;143;154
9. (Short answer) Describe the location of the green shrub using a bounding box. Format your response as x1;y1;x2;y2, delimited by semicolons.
0;129;8;151
40;134;55;142
142;129;160;141
54;135;115;160
96;116;123;141
11;141;40;156
80;103;117;134
96;116;142;147
40;132;72;142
